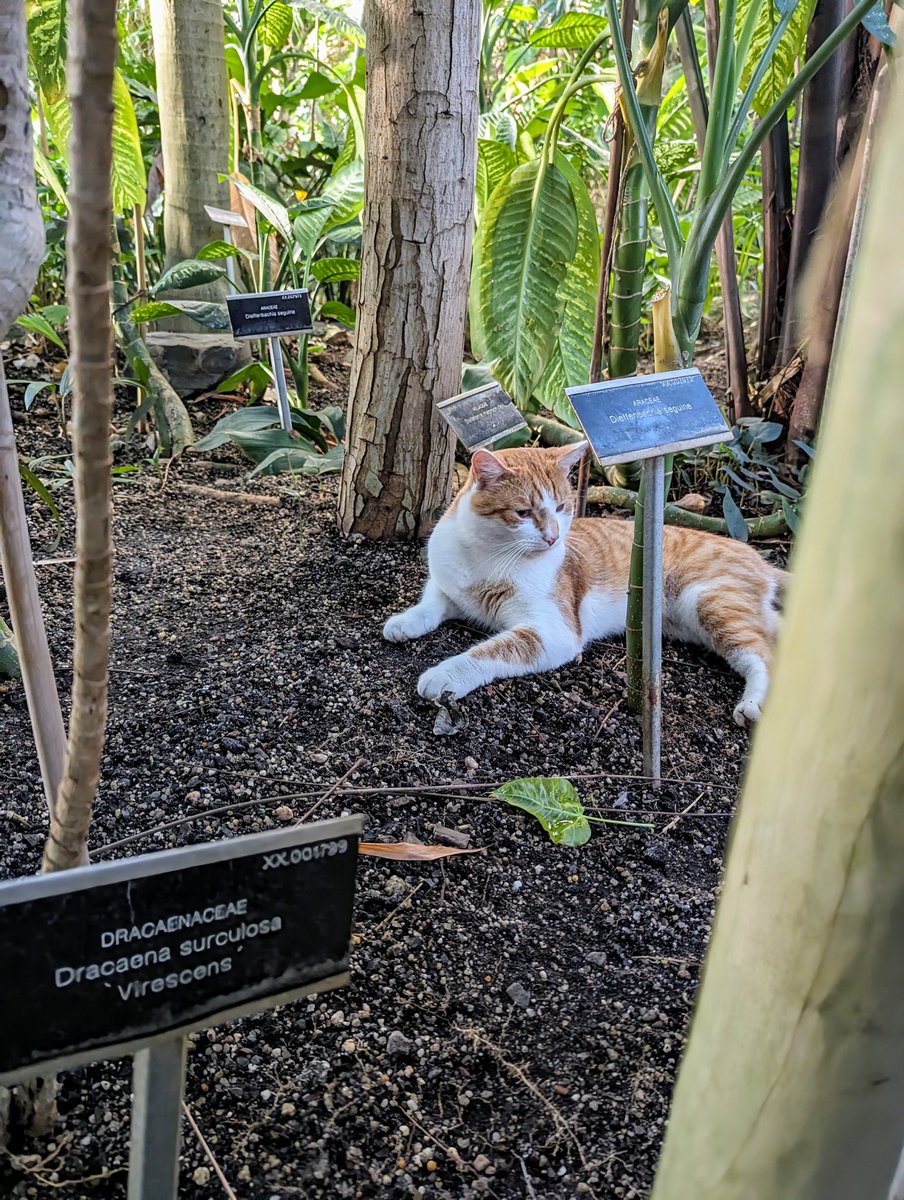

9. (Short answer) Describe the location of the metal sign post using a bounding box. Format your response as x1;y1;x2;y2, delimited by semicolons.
566;369;732;782
641;455;665;781
267;335;294;433
0;816;362;1200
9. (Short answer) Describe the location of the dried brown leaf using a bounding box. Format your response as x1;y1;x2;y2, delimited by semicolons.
358;842;484;861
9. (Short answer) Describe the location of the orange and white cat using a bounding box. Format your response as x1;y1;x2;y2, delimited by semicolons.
383;443;785;726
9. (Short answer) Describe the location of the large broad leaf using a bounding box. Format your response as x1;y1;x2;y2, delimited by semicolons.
310;256;360;283
294;163;364;260
298;70;342;100
259;1;294;47
247;441;344;478
861;1;896;45
0;617;20;680
720;488;750;541
476;139;517;217
194;405;328;453
16;312;66;351
319;300;356;326
492;777;591;846
474;159;579;407
478;110;518;148
529;12;607;48
42;69;147;214
196;240;244;261
130;300;230;330
551;154;599;392
288;0;365;44
151;259;228;295
26;0;66;102
232;177;292;241
737;0;817;118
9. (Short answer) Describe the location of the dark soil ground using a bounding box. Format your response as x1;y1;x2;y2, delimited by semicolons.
1;342;772;1198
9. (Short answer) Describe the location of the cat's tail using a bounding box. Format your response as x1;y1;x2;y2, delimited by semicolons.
771;565;790;607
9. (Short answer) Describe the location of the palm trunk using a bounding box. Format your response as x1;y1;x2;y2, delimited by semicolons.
777;0;845;361
650;55;904;1196
337;0;480;540
756;116;793;377
43;0;118;874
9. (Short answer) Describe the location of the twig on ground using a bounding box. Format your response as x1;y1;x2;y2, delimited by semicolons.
296;757;368;824
363;880;425;940
594;698;622;738
455;1025;587;1167
182;1101;238;1199
662;791;705;833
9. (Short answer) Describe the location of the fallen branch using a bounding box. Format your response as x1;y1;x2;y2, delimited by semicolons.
181;1102;238;1200
586;485;789;539
169;482;280;507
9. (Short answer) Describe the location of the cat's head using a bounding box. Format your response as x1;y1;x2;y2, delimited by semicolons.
465;442;588;553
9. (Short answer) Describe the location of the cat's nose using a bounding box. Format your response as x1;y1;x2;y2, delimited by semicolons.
543;531;558;547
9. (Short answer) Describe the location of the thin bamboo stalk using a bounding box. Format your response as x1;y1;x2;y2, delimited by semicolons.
0;362;67;818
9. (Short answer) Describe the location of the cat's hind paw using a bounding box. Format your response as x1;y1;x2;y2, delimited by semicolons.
733;697;762;727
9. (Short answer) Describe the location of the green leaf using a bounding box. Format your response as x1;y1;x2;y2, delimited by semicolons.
319;300;356;326
507;3;539;18
529;12;607;48
552;153;600;391
474;159;579;407
246;442;344;478
33;143;69;210
130;301;231;330
17;312;66;350
216;361;273;397
42;69;147;214
259;1;294;47
151;259;228;295
230;427;318;464
26;0;66;102
0;616;20;679
861;1;895;44
721;489;750;541
476;139;517;215
193;405;320;453
18;461;62;549
310;256;361;283
288;1;366;44
781;497;800;534
737;0;817;118
294;163;364;259
298;70;341;100
492;777;591;846
23;381;54;409
479;110;518;148
196;240;243;261
232;178;292;241
111;70;148;214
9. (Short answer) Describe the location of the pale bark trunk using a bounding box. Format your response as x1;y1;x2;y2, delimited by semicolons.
337;0;480;541
650;56;904;1200
0;1;66;819
42;0;117;873
148;0;230;318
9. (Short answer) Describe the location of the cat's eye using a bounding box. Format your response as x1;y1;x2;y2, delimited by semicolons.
556;503;567;513
515;508;530;518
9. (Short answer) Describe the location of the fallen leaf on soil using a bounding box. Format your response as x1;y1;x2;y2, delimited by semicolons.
358;842;484;861
433;690;468;735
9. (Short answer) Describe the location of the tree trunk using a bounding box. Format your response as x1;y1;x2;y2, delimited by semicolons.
42;0;117;873
0;0;66;825
337;0;480;541
650;52;904;1200
777;0;845;361
756;116;793;378
148;0;230;313
787;34;890;464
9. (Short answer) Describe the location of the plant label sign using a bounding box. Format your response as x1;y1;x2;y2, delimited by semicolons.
227;289;314;340
565;369;731;467
0;816;362;1084
437;383;527;451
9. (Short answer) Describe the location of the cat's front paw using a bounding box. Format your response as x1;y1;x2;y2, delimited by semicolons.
383;608;433;643
417;655;484;700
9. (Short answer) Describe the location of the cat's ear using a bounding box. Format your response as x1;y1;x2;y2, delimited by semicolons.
471;449;510;489
552;441;589;474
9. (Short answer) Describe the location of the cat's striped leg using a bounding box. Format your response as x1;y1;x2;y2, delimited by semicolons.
383;577;458;643
417;622;580;700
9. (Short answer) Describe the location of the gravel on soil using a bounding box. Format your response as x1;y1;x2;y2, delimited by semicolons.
0;360;755;1199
